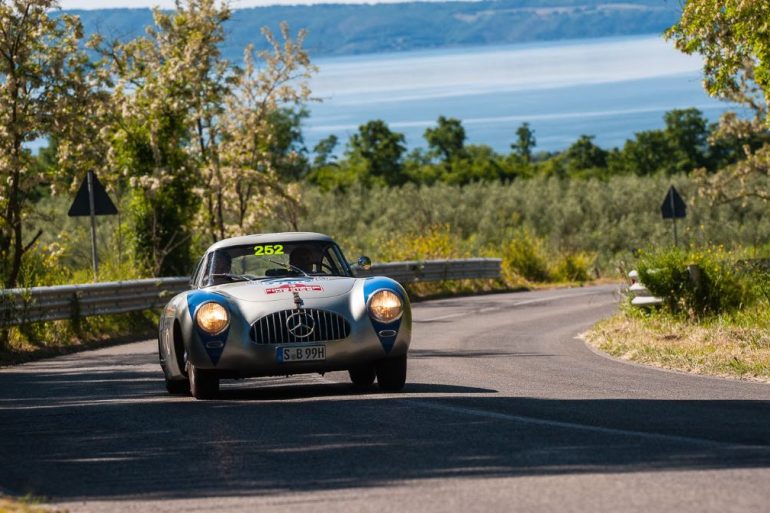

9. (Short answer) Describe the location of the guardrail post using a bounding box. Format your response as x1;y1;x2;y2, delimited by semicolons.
70;291;82;336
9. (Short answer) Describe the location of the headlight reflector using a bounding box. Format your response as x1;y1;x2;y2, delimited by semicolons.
368;290;403;323
196;302;229;335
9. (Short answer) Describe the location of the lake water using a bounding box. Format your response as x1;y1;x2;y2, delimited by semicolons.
305;35;736;154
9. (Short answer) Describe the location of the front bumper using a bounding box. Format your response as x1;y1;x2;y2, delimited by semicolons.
186;317;410;377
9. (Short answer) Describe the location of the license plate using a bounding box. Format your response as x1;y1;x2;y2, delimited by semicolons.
277;345;326;363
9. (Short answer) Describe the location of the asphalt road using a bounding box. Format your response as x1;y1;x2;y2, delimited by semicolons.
1;285;770;513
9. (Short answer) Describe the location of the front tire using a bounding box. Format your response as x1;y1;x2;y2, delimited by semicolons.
188;363;219;400
376;354;407;392
348;365;376;387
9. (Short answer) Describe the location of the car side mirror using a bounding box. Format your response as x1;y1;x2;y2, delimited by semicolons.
357;256;372;271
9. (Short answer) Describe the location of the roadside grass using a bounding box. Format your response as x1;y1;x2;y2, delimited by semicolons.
584;305;770;383
0;311;158;366
0;496;66;513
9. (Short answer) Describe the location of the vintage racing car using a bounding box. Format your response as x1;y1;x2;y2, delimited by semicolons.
158;232;411;399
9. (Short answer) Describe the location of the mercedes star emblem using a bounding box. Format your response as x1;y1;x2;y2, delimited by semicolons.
286;311;315;338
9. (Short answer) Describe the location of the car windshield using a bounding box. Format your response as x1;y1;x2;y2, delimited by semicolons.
202;241;352;286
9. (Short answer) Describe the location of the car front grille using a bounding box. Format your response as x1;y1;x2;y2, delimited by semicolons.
250;309;351;344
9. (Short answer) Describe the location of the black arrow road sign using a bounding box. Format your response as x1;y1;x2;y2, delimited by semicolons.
661;185;686;219
67;171;118;280
68;171;117;217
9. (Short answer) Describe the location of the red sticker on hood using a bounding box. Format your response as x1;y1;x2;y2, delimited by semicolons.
265;283;324;295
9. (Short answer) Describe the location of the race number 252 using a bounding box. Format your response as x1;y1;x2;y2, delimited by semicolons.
254;244;284;256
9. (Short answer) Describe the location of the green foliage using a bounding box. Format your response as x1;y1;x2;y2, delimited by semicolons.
637;247;756;318
552;252;596;283
376;224;466;262
0;1;96;290
663;108;709;172
127;185;198;277
424;116;467;164
563;135;609;178
264;107;311;182
312;134;339;168
667;1;770;118
346;120;407;187
512;122;536;163
312;108;753;191
265;173;770;278
500;228;550;283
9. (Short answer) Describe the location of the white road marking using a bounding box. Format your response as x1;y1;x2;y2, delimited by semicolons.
405;399;749;449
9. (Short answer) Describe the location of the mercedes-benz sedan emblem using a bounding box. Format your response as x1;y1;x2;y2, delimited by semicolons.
286;312;315;338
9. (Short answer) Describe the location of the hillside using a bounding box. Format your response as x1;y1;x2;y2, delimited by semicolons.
66;0;681;60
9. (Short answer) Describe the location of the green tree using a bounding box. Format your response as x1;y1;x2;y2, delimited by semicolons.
563;135;608;178
263;107;310;182
347;120;407;186
667;2;770;204
424;116;467;163
612;130;673;176
313;135;339;168
96;0;231;274
0;1;97;289
667;1;770;118
663;108;708;173
512;122;536;163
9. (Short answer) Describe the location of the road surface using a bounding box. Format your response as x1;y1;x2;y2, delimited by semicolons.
1;285;769;512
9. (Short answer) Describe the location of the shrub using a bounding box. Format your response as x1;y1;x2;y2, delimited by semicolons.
637;246;755;317
551;251;596;282
500;228;550;282
376;224;466;262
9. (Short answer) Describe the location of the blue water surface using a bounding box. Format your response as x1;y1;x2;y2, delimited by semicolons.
304;35;737;154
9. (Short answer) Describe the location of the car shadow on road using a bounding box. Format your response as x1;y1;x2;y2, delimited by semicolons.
217;380;497;401
2;351;770;501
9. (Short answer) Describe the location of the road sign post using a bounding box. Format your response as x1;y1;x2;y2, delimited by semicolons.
660;185;686;246
87;171;99;280
68;171;118;281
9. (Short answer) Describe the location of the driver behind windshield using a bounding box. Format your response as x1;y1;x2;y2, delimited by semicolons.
289;246;321;274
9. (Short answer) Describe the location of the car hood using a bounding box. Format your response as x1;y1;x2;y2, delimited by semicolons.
210;276;357;302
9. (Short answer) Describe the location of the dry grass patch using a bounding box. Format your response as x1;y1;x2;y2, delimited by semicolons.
584;312;770;383
0;497;66;513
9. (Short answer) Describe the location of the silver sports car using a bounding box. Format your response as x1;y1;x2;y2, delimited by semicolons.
158;232;412;399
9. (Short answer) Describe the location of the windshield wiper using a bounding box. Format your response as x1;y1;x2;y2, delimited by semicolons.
267;258;309;278
209;273;252;283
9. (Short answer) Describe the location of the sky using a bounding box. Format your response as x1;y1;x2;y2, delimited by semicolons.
59;0;443;8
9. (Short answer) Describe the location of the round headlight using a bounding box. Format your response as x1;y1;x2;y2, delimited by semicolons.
368;290;403;323
196;302;229;335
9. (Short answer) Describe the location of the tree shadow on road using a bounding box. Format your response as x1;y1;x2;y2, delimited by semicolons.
1;350;770;501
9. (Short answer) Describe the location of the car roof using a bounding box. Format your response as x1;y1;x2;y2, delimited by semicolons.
207;232;335;252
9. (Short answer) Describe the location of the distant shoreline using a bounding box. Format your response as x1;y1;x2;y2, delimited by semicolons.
62;0;680;59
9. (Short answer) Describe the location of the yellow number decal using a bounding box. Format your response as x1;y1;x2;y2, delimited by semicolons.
254;244;285;256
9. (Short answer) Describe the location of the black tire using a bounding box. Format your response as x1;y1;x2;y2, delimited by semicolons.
165;378;190;395
376;354;407;392
348;365;376;387
189;363;219;400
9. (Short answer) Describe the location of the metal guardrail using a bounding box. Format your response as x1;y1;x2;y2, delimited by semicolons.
0;278;190;327
355;258;501;282
0;258;502;326
627;270;663;307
